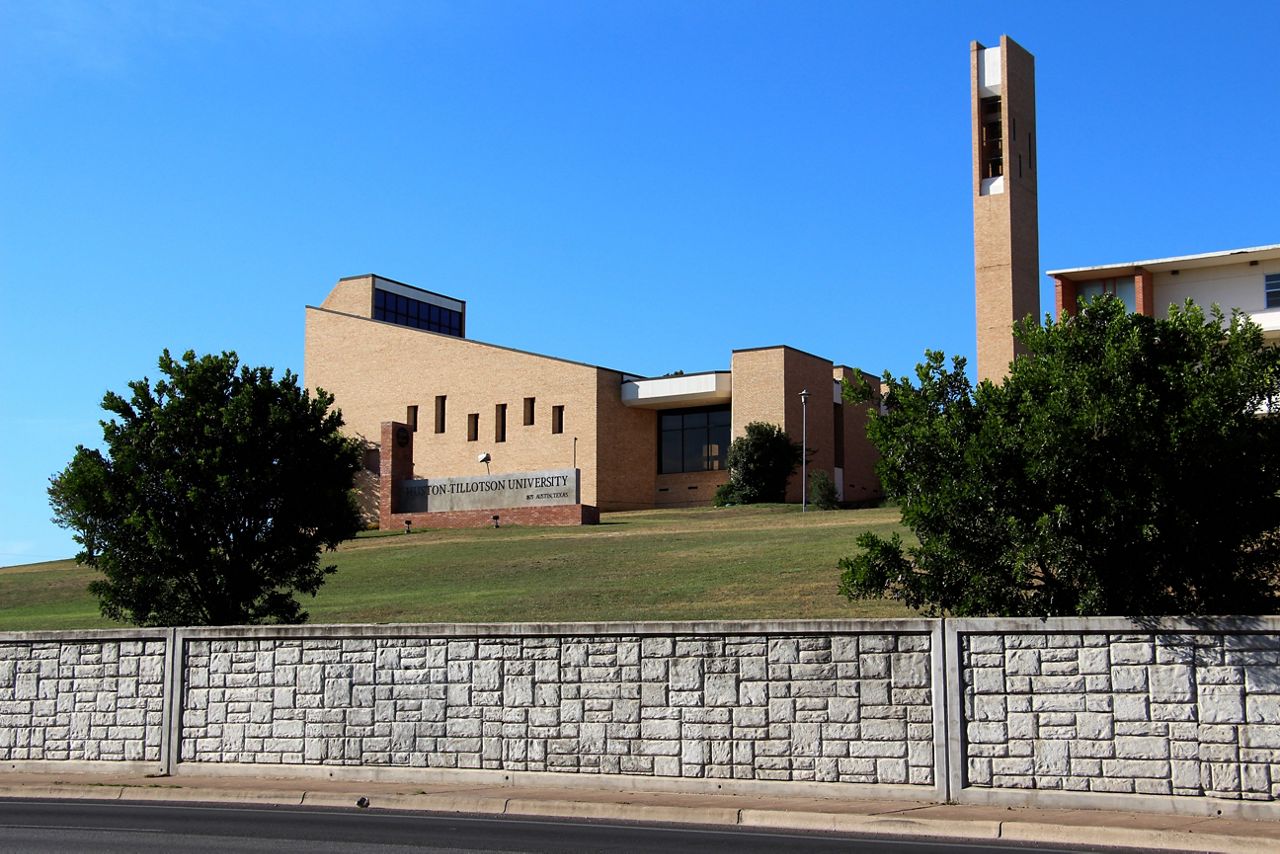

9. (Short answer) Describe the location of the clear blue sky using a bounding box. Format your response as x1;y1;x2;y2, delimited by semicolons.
2;1;1277;566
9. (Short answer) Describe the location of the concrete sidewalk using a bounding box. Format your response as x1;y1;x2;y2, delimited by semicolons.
1;770;1278;853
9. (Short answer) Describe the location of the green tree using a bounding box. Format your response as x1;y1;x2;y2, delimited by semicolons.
714;421;803;505
840;298;1280;617
49;350;363;626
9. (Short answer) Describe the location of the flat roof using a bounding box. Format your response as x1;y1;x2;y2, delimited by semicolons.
1047;243;1280;278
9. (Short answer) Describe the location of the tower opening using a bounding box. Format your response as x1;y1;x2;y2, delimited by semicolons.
980;96;1003;179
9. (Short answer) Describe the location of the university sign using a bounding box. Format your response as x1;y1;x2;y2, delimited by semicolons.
397;467;580;514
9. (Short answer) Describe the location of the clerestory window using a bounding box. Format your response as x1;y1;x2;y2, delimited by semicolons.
374;288;463;336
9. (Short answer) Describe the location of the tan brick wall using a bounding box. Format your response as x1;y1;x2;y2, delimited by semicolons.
833;367;883;505
730;348;788;437
306;306;613;507
321;276;374;316
594;372;658;511
729;347;842;503
655;470;730;506
782;349;836;503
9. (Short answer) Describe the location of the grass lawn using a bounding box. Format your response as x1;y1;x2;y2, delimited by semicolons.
0;504;914;631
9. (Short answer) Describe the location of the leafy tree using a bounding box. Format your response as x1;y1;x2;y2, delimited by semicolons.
714;421;803;505
839;298;1280;617
49;350;363;626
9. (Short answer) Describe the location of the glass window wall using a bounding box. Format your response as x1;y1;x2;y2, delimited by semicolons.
659;406;730;474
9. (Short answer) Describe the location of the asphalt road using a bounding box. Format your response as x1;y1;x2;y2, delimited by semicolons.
0;799;1148;853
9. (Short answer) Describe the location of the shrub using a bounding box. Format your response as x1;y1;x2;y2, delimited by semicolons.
722;422;803;504
808;470;840;510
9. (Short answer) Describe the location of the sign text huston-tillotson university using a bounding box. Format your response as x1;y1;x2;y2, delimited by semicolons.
397;468;580;514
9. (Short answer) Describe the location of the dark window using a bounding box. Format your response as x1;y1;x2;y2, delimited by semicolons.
434;396;446;434
658;405;730;474
372;288;463;337
467;413;479;442
524;397;535;426
551;405;564;434
495;404;507;443
406;405;418;432
1266;273;1280;309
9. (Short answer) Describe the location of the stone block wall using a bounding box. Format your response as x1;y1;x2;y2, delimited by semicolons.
4;618;1279;817
178;626;939;787
0;635;168;763
956;620;1280;805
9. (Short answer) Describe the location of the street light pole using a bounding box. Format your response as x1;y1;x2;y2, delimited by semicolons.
799;388;809;512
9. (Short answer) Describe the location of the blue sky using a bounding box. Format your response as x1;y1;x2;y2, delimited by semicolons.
2;1;1278;566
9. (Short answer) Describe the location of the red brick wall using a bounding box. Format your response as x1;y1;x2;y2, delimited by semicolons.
1054;276;1077;317
1136;268;1155;316
379;421;416;528
389;504;598;530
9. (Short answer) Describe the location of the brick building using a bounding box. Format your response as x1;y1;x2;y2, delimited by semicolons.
1050;243;1280;336
304;274;882;528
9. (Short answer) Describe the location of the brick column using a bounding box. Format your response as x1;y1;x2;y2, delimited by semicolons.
1054;276;1078;318
378;421;414;529
1135;268;1155;316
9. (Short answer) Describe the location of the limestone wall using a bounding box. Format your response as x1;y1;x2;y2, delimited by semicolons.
3;617;1279;818
950;618;1280;814
0;632;169;766
177;624;939;789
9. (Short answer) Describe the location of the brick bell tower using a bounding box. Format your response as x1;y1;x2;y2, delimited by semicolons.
971;35;1040;383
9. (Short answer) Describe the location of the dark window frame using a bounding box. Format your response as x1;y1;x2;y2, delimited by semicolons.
551;405;564;434
495;403;507;443
434;395;446;434
467;413;479;442
406;405;418;432
1266;273;1280;309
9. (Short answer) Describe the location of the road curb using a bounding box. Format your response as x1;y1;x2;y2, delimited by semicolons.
996;821;1277;854
0;785;126;802
121;786;309;806
349;792;512;814
3;780;1277;853
739;808;1003;840
505;797;741;826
